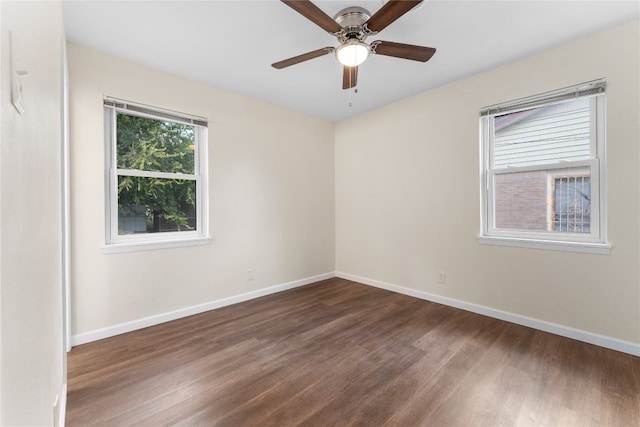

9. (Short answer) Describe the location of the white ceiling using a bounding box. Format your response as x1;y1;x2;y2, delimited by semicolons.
62;0;639;122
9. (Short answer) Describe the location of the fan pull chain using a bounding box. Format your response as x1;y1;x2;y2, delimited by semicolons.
348;87;358;107
347;64;356;107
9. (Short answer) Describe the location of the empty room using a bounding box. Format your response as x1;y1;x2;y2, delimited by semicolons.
0;1;639;426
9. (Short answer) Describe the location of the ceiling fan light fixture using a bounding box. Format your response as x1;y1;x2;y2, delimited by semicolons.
336;41;370;67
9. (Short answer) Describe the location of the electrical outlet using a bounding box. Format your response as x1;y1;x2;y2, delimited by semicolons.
247;268;254;281
9;32;28;115
437;271;446;284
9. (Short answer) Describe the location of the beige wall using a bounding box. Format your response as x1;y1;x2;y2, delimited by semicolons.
0;1;65;424
335;20;640;345
67;44;335;337
68;21;638;350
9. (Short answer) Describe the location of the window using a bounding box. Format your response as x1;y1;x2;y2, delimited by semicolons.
104;98;209;251
479;80;610;254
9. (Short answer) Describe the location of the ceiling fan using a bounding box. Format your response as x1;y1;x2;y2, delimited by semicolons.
271;0;436;90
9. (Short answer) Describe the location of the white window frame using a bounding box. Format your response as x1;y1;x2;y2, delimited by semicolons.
478;80;611;255
103;97;209;253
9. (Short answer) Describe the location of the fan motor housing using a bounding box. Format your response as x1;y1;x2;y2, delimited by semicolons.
334;6;371;42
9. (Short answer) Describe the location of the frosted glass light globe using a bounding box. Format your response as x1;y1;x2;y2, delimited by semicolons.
336;41;370;67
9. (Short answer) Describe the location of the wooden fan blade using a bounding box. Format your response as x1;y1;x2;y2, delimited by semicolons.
372;41;436;62
272;47;334;69
365;0;423;33
342;66;358;90
281;0;343;34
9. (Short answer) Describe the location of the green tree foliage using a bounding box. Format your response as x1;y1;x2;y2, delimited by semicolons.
117;113;197;232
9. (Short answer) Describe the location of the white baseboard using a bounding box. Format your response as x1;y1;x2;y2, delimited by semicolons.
71;270;639;357
336;271;640;357
70;272;335;346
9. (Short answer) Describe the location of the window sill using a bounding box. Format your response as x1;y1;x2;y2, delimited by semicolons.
477;235;611;255
102;236;211;254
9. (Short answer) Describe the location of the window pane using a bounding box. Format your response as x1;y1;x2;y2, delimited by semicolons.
494;169;591;233
494;171;549;231
494;98;590;168
553;175;590;233
117;176;196;234
116;112;195;174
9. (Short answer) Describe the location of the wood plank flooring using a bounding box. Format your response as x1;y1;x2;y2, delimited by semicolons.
66;278;640;426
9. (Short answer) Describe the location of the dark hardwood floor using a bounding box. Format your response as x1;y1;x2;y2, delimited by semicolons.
67;278;640;426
